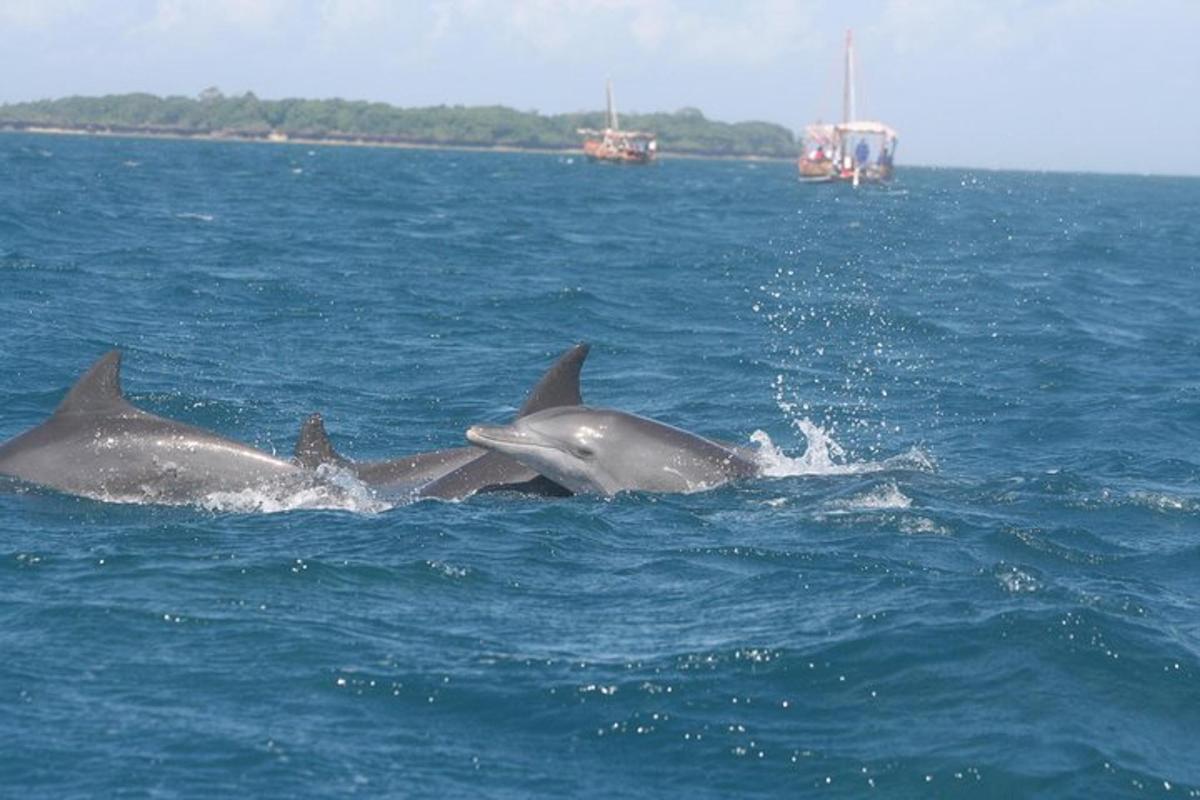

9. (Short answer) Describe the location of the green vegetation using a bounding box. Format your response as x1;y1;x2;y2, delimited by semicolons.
0;90;797;158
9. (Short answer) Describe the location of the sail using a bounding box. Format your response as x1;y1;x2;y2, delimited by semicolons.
606;78;619;131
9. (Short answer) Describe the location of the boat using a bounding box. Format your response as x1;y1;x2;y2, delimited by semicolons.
798;30;898;185
577;79;657;164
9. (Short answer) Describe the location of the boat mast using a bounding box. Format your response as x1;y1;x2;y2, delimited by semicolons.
606;78;619;131
842;29;856;124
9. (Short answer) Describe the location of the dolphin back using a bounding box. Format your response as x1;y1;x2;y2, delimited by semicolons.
0;350;316;504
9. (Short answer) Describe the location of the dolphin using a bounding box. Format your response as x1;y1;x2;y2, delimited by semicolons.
463;405;761;496
293;412;480;493
0;351;324;505
293;344;590;499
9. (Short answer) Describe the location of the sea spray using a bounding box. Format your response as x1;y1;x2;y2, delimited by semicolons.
750;427;934;477
753;248;937;462
199;465;389;514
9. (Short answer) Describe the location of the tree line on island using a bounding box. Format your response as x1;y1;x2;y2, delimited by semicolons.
0;89;798;158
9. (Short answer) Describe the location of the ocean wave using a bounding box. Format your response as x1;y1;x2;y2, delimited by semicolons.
1126;490;1196;514
899;516;951;535
828;481;913;511
994;562;1042;593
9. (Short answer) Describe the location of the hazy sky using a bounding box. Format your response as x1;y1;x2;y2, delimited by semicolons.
1;0;1197;175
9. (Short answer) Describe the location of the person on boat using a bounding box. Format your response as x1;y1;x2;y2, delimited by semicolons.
854;140;870;168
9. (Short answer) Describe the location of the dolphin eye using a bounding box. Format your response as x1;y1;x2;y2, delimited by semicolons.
571;445;595;460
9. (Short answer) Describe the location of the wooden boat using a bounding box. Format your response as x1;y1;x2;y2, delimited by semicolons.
798;30;898;185
577;80;657;164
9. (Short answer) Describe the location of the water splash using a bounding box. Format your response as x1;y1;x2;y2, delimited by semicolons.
750;426;934;477
214;464;391;514
196;485;382;514
752;249;940;463
89;465;393;514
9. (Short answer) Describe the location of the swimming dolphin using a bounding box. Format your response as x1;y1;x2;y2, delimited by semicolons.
0;351;323;505
293;344;590;499
464;405;761;496
293;412;480;492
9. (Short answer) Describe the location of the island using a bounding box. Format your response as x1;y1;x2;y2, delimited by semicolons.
0;89;798;160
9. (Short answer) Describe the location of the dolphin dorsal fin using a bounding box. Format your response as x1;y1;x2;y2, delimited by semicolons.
294;413;346;468
54;350;132;416
516;343;589;419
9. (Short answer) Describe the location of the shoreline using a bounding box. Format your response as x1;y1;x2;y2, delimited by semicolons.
10;124;1191;178
0;124;794;163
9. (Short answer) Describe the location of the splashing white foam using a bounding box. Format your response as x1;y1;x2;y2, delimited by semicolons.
93;464;393;514
198;474;390;514
207;464;392;514
750;424;934;478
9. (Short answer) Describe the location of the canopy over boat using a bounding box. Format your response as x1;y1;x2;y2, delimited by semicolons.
835;120;898;139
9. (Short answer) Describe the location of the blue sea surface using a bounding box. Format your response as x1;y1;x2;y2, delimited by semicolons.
1;133;1198;798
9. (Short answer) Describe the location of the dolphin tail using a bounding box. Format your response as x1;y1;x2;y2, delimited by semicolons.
293;413;347;468
515;342;589;418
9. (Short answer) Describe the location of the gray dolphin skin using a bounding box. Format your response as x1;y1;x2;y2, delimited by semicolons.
0;351;320;504
465;405;761;496
293;343;590;499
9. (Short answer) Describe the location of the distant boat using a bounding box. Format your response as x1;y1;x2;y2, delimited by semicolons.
798;30;898;185
577;80;657;164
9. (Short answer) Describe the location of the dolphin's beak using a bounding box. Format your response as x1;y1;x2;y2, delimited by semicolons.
466;425;516;448
467;424;551;453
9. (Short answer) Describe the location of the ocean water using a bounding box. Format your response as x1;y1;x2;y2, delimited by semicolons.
1;132;1198;798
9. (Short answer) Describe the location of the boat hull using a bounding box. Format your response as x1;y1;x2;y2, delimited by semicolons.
799;158;835;179
797;157;895;184
583;138;655;164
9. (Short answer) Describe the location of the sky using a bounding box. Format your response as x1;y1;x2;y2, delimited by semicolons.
1;0;1198;175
